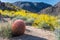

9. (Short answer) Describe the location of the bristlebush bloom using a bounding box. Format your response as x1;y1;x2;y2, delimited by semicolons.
32;14;57;30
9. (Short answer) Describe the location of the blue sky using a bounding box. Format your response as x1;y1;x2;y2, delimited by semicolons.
1;0;60;5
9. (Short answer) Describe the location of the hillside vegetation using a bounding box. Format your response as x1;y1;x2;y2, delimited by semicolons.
0;9;58;31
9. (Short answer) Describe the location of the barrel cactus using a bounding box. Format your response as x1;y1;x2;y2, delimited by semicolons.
11;20;26;36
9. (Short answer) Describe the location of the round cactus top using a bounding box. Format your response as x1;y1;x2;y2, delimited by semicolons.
12;20;25;26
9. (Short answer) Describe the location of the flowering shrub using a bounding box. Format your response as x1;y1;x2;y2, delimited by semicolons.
0;10;58;30
32;14;57;30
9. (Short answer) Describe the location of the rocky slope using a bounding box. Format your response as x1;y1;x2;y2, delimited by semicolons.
0;1;20;11
39;2;60;15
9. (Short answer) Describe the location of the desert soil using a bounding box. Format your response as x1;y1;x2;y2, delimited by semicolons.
0;26;56;40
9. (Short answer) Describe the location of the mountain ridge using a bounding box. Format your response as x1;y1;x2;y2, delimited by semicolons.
12;1;60;15
12;1;52;13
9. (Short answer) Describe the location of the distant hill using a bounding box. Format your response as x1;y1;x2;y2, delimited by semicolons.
0;1;20;11
13;1;52;13
39;2;60;15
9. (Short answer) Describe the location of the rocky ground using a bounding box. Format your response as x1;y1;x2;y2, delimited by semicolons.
0;26;56;40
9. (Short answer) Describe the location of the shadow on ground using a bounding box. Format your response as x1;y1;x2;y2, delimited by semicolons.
9;34;47;40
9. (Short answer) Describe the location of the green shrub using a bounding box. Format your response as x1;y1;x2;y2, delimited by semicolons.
0;22;12;38
12;16;27;22
25;18;34;26
54;29;60;40
38;22;55;31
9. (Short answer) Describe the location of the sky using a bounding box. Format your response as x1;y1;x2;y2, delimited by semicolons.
1;0;60;5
